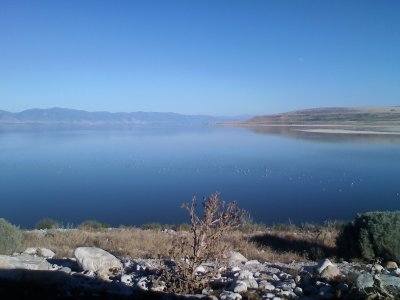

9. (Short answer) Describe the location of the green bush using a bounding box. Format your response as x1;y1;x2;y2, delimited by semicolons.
0;218;23;255
35;217;61;230
78;220;110;231
337;211;400;262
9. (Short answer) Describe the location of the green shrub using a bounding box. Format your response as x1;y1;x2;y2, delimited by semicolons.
337;211;400;262
78;220;110;231
35;217;61;230
0;218;23;255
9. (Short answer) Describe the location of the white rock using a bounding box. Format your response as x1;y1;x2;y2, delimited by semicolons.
121;274;132;285
231;280;247;293
320;265;340;280
195;265;206;274
294;286;303;296
23;248;38;255
136;276;149;290
259;280;275;291
374;264;384;273
316;258;333;274
244;260;260;266
74;247;122;278
242;278;258;289
238;270;253;280
0;255;53;271
220;291;242;300
38;248;55;258
224;251;248;264
231;266;241;273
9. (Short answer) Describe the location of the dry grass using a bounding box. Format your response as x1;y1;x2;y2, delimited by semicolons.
21;224;341;262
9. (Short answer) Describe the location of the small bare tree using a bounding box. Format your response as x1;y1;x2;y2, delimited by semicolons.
162;192;246;293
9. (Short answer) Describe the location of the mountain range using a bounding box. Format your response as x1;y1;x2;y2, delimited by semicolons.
0;108;249;126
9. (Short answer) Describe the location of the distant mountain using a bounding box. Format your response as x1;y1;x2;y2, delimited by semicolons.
0;108;247;126
237;107;400;126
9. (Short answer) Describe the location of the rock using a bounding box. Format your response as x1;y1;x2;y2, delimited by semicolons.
376;274;400;296
136;276;149;290
265;293;275;299
121;274;132;285
60;266;72;274
316;259;333;274
259;280;275;291
195;265;207;275
230;280;247;293
237;270;253;280
386;261;399;270
391;268;400;276
275;279;296;291
356;273;374;289
74;247;122;278
244;260;260;266
294;286;303;296
0;254;53;271
231;266;241;273
38;248;55;258
224;251;247;264
320;265;340;280
373;264;384;273
219;290;242;300
23;247;38;255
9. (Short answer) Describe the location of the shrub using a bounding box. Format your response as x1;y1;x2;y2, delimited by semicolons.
337;211;400;262
35;217;61;230
78;220;110;231
0;218;23;255
161;192;246;293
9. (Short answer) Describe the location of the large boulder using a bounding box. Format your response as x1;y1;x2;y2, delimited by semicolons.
74;247;122;278
224;251;248;265
0;254;53;271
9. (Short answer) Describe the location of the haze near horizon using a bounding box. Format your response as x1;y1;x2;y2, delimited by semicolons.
1;0;399;115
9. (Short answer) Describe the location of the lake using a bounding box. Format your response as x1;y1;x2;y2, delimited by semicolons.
1;125;400;228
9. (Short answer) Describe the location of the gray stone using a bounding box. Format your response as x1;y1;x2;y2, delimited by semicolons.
316;258;333;274
244;260;260;266
219;290;242;300
121;274;132;284
320;265;340;280
356;273;374;289
242;278;258;289
259;280;275;291
224;251;247;264
376;274;400;296
0;254;53;271
23;247;38;255
38;248;55;258
294;286;303;296
74;247;122;278
60;266;72;274
265;293;275;299
275;279;296;291
373;264;384;273
230;280;247;293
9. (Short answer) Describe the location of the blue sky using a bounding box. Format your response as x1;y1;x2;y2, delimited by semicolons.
1;0;399;115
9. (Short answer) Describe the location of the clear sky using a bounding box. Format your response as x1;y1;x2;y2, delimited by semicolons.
1;0;399;115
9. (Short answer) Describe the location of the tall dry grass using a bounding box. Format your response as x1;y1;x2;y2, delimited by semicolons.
22;224;340;262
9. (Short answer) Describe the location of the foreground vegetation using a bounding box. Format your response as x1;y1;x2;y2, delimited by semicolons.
2;207;400;265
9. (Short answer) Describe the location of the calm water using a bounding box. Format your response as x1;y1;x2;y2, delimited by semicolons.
1;125;400;228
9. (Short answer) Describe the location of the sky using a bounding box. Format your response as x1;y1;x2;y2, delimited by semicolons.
1;0;399;116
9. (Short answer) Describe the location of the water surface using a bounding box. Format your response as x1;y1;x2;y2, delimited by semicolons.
1;125;399;228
